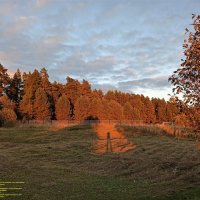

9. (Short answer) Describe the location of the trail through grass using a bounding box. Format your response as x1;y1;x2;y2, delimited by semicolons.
0;125;200;199
92;123;136;154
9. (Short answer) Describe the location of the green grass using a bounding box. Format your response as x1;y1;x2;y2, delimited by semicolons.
0;125;200;199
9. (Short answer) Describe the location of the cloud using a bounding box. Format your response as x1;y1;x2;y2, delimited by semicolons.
49;54;117;82
118;76;171;91
0;0;199;99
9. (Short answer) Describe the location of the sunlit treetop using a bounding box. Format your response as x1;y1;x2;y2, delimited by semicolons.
169;14;200;106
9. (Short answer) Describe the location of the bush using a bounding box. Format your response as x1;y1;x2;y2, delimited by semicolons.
0;108;17;127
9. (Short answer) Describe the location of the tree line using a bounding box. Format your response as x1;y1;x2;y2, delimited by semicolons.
0;63;194;127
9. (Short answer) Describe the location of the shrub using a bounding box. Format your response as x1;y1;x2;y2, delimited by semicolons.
0;108;17;126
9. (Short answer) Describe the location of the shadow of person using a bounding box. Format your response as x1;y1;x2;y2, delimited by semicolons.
106;132;112;153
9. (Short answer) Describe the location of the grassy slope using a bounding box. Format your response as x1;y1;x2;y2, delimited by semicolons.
0;125;200;200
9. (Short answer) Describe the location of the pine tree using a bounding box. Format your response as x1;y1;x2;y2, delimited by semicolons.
0;63;10;97
81;79;92;97
101;99;110;120
152;98;167;123
34;88;51;120
7;69;23;103
89;98;103;120
132;107;141;121
143;97;156;123
20;70;41;119
123;102;134;121
74;96;90;121
108;100;123;120
40;68;51;93
65;77;81;104
55;95;70;120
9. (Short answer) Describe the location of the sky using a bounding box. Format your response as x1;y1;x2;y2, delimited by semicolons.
0;0;199;100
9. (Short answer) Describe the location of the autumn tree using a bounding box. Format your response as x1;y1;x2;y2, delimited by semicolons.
101;99;111;120
132;107;141;121
80;79;92;98
143;97;156;123
130;95;145;120
34;88;51;120
152;98;167;123
40;68;51;92
169;15;200;129
169;15;200;106
123;102;134;121
165;98;179;122
89;98;103;120
55;95;70;120
20;70;41;119
74;96;90;121
65;77;81;104
108;100;123;120
92;89;103;99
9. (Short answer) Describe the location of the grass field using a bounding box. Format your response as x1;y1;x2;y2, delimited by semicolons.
0;124;200;200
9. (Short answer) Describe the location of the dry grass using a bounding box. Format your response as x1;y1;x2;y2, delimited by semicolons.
0;125;200;199
124;123;196;139
157;124;196;138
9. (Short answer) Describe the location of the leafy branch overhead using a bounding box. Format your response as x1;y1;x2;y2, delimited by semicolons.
169;15;200;106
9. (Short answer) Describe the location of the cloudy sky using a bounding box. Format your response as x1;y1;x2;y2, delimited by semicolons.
0;0;199;99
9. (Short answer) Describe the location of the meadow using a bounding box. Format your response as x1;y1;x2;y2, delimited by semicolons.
0;124;200;200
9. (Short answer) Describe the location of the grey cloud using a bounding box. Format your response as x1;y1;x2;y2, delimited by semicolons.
49;55;117;82
118;76;171;91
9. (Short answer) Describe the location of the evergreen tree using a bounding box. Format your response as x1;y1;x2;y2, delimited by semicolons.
153;98;167;123
20;70;41;119
55;95;70;120
108;100;123;120
7;69;23;103
34;88;51;120
101;99;111;120
132;107;141;121
65;76;81;105
81;79;92;97
143;97;156;123
40;68;51;93
74;96;90;120
89;98;103;120
0;63;10;97
123;102;134;121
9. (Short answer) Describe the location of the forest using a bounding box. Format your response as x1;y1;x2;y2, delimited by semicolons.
0;63;197;128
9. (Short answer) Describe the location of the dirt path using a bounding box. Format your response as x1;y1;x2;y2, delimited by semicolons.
92;123;136;154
